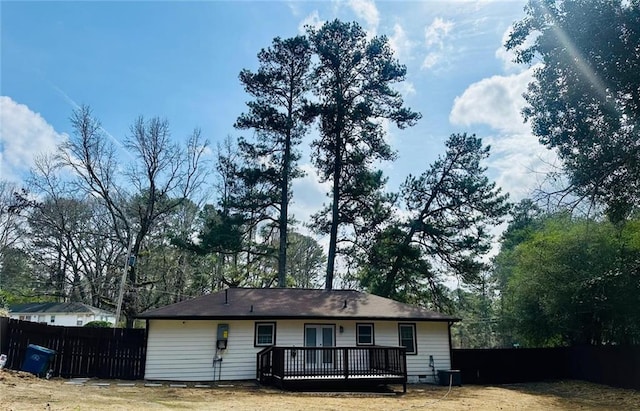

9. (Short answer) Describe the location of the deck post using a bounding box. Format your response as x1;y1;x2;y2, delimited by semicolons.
343;347;349;380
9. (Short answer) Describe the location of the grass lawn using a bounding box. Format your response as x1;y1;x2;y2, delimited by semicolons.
2;369;639;410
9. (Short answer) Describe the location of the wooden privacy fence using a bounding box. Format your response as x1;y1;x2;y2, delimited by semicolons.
452;346;640;390
569;345;640;390
1;318;146;380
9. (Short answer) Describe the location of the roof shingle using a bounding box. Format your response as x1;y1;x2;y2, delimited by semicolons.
9;302;114;315
138;288;459;321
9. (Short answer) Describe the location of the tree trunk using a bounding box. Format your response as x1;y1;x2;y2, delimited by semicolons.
325;132;342;290
277;106;294;287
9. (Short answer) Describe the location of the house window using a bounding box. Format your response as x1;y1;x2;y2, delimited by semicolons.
77;318;83;326
398;323;417;355
50;315;56;324
254;322;276;347
356;323;374;345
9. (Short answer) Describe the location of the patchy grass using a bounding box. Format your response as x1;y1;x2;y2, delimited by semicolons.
1;369;639;410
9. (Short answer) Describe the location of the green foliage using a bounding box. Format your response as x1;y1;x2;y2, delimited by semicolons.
507;0;640;221
285;232;325;288
170;202;254;289
235;36;313;287
27;196;94;300
307;20;421;289
450;285;499;348
499;213;640;346
360;134;510;311
493;199;545;294
0;247;34;303
359;225;433;305
84;320;112;328
190;205;245;256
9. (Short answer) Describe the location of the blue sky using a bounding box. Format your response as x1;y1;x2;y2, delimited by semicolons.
1;0;556;234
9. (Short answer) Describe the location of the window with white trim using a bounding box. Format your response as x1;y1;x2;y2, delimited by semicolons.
254;322;276;346
398;323;417;355
356;323;374;345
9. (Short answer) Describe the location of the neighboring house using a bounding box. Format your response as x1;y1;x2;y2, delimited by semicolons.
138;288;459;387
9;302;116;327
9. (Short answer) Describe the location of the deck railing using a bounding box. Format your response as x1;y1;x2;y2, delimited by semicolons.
257;346;407;390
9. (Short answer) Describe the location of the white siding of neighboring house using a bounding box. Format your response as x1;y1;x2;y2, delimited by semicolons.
144;318;452;383
9;313;116;327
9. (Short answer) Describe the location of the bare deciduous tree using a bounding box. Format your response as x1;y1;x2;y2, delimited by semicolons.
57;105;209;326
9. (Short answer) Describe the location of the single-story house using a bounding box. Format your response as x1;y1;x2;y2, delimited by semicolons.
9;302;116;327
138;288;459;389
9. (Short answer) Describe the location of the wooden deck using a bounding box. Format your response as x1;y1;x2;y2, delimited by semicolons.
257;346;407;392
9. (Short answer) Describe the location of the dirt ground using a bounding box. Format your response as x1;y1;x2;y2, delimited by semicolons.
1;369;639;411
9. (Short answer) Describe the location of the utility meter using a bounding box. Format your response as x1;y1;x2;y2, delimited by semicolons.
217;324;229;350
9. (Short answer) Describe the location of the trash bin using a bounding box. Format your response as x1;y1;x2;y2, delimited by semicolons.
21;344;56;377
438;369;461;386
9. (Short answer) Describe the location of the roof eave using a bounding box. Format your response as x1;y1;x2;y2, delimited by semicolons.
137;314;460;322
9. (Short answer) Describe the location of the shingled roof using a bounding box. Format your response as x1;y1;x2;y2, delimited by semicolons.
9;302;114;315
138;288;459;322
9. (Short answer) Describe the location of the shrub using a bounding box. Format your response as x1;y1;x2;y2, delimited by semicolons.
84;320;112;328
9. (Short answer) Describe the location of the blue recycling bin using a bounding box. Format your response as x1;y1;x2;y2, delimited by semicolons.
21;344;56;377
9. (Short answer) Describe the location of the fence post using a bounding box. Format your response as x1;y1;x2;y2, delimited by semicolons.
0;317;8;357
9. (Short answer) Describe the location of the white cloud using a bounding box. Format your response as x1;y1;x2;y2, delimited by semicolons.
389;23;415;62
298;10;323;34
0;97;67;183
421;52;442;70
484;132;558;202
420;17;455;71
424;17;454;48
449;67;537;134
394;81;416;97
448;64;559;203
495;25;539;73
348;0;379;36
287;1;301;17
